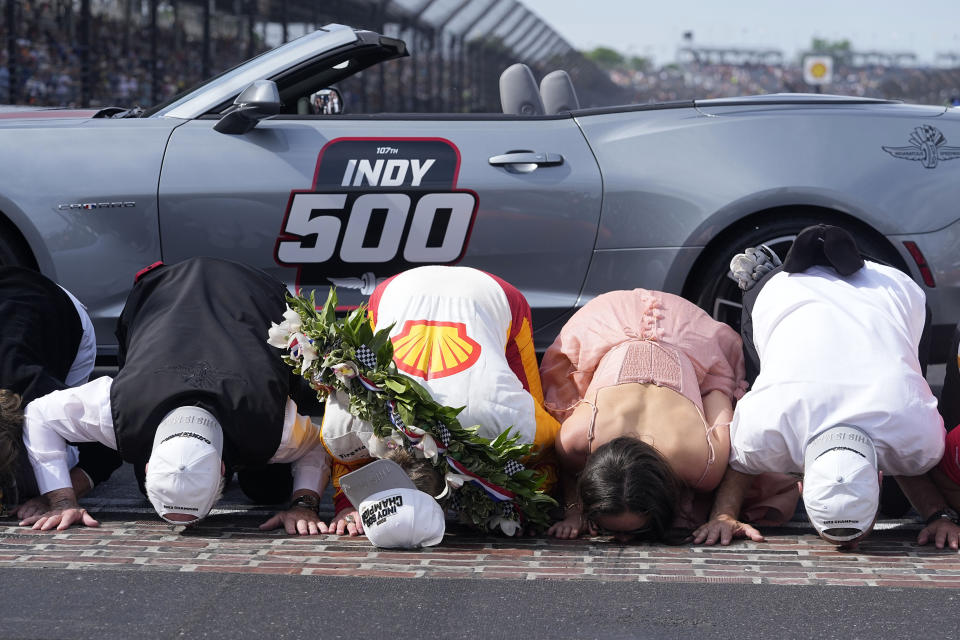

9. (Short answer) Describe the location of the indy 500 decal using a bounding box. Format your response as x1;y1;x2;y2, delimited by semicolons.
275;138;478;293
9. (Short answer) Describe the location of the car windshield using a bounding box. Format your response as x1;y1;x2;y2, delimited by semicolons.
146;24;356;119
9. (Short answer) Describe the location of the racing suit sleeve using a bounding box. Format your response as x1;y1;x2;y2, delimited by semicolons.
267;399;331;497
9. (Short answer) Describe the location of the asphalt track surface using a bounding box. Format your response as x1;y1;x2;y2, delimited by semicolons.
3;569;960;640
2;461;960;639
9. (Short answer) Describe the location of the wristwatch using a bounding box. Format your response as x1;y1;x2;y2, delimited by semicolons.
288;494;321;514
925;508;960;526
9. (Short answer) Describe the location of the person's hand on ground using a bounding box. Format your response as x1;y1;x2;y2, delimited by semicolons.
546;513;584;539
917;518;960;550
21;506;99;531
328;508;364;536
15;496;50;520
19;488;98;531
259;506;325;535
692;514;763;545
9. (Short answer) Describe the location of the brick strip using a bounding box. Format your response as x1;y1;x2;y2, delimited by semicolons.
1;515;957;587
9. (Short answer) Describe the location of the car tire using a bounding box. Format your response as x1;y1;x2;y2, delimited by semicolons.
689;214;905;334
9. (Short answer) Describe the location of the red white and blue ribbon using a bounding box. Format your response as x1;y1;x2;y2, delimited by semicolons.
358;374;381;392
399;425;447;455
289;336;304;358
446;456;516;502
387;399;405;428
400;425;421;442
430;433;447;454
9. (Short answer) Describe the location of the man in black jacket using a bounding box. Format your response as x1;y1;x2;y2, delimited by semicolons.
20;258;328;533
0;266;111;517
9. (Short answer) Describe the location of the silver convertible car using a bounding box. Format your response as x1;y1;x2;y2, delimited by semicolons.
2;24;960;358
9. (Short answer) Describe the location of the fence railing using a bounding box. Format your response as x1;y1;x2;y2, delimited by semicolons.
0;0;628;111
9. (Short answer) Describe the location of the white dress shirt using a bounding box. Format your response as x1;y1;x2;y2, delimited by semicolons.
23;376;330;496
730;262;944;477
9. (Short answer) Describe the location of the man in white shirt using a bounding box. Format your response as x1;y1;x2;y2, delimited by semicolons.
20;258;329;534
694;225;958;548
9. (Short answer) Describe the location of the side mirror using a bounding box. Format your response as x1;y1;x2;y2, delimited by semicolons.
309;88;343;115
214;80;282;135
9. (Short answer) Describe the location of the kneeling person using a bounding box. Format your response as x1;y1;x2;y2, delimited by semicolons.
21;258;328;532
0;266;115;519
540;288;797;543
695;225;950;548
317;265;561;535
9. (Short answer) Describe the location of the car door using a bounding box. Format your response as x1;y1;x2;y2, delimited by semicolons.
158;114;601;347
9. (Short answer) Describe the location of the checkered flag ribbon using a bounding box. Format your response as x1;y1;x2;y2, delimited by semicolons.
434;422;452;447
503;460;525;476
354;345;378;370
449;492;462;512
387;400;405;428
500;502;517;519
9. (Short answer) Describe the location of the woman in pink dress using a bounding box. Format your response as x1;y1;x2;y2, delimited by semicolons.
541;289;797;542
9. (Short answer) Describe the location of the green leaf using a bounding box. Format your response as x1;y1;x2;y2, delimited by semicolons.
276;286;556;534
383;378;408;394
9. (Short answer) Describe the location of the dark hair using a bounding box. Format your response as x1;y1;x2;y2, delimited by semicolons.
384;448;448;506
0;389;24;477
578;436;684;543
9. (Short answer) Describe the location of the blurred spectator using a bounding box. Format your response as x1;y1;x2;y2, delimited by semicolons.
0;0;957;111
614;59;960;107
0;0;258;108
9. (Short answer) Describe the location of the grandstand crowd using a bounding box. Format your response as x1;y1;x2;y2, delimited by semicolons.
614;62;960;107
0;0;255;108
2;1;959;110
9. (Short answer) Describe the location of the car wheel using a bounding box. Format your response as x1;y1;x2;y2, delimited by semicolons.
689;215;905;334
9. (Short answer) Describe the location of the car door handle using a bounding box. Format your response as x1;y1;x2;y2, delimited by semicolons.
488;152;564;167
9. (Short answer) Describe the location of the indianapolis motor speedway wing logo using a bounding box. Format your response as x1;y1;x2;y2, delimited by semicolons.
882;125;960;169
153;361;240;390
274;138;479;294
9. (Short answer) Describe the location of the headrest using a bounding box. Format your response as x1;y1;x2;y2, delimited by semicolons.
499;63;545;115
540;70;580;114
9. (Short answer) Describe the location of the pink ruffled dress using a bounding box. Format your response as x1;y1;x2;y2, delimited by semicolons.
540;289;798;528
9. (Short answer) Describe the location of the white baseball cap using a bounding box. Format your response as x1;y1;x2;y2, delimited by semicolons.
803;424;880;543
340;459;445;549
145;406;224;524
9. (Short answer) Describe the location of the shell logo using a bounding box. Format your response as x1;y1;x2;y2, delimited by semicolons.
391;320;481;379
803;55;832;85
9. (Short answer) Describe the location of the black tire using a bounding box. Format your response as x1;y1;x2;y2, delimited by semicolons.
688;213;905;335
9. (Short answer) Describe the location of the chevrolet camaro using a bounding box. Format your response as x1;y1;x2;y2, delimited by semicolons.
2;24;958;357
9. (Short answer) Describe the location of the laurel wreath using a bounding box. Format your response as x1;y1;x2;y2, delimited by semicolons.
273;288;557;532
